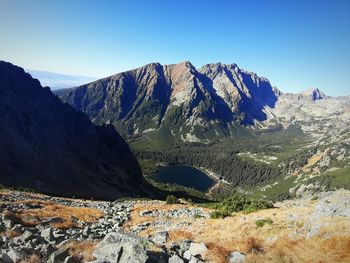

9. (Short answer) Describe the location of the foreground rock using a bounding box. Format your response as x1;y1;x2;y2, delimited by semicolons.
91;232;148;263
229;251;246;263
0;190;136;262
2;189;350;263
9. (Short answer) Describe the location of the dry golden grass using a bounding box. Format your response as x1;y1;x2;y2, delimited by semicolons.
1;228;22;238
246;236;350;263
15;199;54;206
168;230;193;241
60;240;97;262
124;199;350;263
1;201;104;229
205;242;230;263
1;210;36;227
19;203;104;229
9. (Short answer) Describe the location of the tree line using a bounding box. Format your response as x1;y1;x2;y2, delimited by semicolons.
136;148;281;187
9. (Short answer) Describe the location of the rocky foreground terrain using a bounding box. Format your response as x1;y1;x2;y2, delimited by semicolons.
1;189;350;263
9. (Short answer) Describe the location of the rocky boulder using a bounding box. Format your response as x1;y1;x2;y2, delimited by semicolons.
229;251;246;263
91;232;148;263
188;242;208;259
152;231;169;245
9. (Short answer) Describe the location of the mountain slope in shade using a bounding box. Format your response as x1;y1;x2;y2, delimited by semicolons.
59;61;279;142
0;61;152;200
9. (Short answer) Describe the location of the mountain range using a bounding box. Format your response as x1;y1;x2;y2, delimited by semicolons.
0;61;152;200
58;61;350;143
1;60;349;199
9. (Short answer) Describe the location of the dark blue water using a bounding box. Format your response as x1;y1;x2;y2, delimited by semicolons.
151;165;215;192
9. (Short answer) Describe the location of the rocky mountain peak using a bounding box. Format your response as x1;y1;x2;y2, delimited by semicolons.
199;62;239;76
300;88;326;101
140;62;163;72
59;61;280;140
179;60;195;68
166;61;196;77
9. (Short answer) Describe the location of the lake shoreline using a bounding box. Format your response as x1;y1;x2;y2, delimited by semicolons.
151;164;216;192
152;163;230;193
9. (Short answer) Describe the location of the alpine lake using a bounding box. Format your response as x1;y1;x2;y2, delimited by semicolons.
151;165;216;192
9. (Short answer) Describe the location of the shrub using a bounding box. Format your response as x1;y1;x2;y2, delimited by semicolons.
270;192;294;202
210;210;231;219
166;195;178;204
255;218;273;228
209;193;273;219
216;193;273;214
194;213;204;219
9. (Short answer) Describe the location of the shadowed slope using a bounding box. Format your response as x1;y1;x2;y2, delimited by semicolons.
0;61;153;200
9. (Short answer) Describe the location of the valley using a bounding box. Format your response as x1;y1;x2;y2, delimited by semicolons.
57;61;350;202
0;60;349;263
2;1;349;262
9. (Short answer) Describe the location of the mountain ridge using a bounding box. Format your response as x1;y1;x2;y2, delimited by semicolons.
58;61;283;142
58;61;350;145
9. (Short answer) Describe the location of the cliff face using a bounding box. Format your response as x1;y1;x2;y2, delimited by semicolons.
0;61;151;200
59;61;278;142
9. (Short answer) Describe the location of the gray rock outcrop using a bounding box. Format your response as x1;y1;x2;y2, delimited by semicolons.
91;232;148;263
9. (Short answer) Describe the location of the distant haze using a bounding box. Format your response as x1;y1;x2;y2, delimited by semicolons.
27;70;96;90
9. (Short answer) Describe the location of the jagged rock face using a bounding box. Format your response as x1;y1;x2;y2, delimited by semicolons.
199;63;279;124
299;88;326;101
0;61;151;200
58;61;349;144
59;61;278;141
265;90;350;141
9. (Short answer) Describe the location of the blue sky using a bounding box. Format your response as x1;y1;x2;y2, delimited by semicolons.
0;0;349;95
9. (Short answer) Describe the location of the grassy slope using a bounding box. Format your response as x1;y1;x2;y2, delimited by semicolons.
324;167;350;188
306;167;350;190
